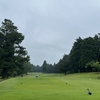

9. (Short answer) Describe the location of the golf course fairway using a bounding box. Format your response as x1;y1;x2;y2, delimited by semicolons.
0;72;100;100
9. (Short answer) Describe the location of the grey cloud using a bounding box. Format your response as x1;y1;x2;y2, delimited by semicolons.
0;0;100;65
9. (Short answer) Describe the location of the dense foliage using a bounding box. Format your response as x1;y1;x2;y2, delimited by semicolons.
0;19;30;78
0;19;100;76
33;34;100;74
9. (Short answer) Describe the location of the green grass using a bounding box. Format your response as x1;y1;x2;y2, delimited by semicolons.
0;72;100;100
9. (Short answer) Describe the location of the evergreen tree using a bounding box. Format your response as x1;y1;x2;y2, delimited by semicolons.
69;37;83;72
0;19;30;78
42;60;47;73
57;54;69;75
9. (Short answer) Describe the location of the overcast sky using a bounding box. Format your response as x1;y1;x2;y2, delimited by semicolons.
0;0;100;66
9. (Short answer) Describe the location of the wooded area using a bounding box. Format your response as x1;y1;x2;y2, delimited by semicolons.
34;34;100;74
0;19;100;78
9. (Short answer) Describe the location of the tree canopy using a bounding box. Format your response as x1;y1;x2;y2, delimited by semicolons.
0;19;30;78
34;33;100;75
2;19;99;76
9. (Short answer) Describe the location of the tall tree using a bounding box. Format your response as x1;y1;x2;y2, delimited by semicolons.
0;19;30;78
57;54;69;75
69;34;100;73
69;37;83;72
42;60;47;73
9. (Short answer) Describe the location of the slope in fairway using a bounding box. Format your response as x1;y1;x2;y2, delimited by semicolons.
0;73;100;100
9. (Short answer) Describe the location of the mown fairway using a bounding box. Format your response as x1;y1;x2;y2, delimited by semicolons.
0;72;100;100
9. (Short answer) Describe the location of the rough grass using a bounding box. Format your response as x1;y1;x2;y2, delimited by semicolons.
0;72;100;100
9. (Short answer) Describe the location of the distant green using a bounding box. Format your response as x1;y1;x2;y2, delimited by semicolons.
0;73;100;100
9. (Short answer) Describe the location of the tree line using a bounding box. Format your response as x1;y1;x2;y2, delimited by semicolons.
0;19;100;78
33;34;100;74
